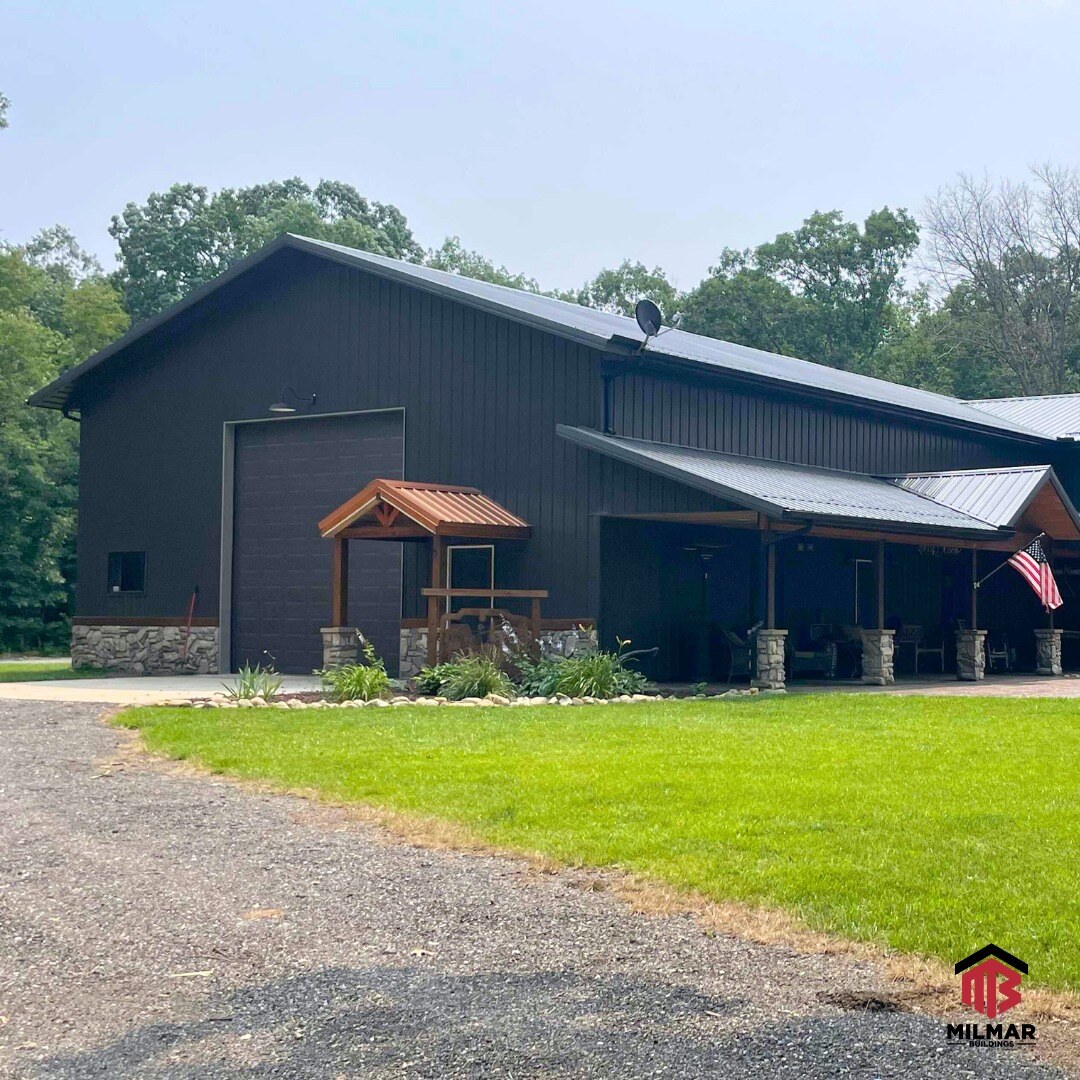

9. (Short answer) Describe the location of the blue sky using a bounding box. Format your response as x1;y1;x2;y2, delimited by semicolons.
3;0;1080;291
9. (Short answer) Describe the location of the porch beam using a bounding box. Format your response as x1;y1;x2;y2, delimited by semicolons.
339;525;430;540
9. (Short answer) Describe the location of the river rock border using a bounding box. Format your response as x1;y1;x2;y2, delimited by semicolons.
157;688;766;709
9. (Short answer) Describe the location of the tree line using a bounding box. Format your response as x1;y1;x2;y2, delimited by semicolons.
5;129;1080;648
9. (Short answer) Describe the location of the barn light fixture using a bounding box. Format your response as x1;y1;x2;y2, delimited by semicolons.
269;386;317;414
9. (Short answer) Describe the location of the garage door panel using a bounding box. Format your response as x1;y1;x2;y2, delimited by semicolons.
231;412;403;674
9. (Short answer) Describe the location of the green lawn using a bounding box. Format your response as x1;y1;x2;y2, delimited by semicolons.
0;659;104;682
117;694;1080;990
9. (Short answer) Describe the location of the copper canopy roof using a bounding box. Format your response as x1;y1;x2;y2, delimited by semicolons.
318;479;530;540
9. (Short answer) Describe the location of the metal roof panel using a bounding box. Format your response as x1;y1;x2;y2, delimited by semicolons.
26;235;1052;440
557;427;999;533
966;394;1080;439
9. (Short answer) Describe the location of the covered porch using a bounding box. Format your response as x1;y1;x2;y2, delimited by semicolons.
316;478;546;671
564;426;1080;690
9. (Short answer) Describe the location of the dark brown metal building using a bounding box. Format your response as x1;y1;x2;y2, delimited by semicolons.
29;234;1080;686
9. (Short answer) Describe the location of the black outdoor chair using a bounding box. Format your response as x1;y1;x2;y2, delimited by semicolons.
721;629;753;682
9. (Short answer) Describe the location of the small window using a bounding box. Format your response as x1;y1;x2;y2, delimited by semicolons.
108;551;146;594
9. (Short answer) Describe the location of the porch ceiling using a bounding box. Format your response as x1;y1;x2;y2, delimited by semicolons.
557;426;1080;543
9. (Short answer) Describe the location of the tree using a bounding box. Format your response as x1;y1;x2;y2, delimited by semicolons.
0;91;9;130
0;232;128;651
563;260;679;320
110;179;424;322
922;167;1080;395
681;208;919;370
426;236;542;291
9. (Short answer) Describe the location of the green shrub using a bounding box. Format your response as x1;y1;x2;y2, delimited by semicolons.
514;656;564;697
318;637;391;702
516;639;649;700
414;663;455;696
434;650;515;701
223;660;283;701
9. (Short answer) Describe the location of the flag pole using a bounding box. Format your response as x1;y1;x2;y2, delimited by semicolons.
974;533;1046;591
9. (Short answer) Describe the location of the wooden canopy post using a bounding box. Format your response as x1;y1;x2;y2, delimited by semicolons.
331;537;349;626
766;540;777;629
971;547;978;628
876;539;885;629
427;535;444;666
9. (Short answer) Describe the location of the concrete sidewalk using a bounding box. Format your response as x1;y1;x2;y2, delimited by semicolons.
4;669;1080;705
0;673;321;705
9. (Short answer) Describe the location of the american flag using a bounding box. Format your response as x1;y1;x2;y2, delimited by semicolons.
1008;537;1063;611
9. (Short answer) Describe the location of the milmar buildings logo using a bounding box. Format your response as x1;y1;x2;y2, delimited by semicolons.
948;944;1036;1048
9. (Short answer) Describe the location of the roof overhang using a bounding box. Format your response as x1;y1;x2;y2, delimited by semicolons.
318;478;531;541
558;425;1080;544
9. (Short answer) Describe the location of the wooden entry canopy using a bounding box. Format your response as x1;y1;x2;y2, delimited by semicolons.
318;479;538;664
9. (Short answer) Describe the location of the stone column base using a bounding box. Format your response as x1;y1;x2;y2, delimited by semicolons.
753;629;788;690
860;629;895;685
955;629;986;681
1035;628;1063;676
320;627;359;670
399;627;429;678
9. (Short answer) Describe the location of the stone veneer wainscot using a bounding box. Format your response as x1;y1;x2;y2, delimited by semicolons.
71;624;219;674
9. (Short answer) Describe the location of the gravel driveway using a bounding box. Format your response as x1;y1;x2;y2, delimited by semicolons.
0;700;1066;1079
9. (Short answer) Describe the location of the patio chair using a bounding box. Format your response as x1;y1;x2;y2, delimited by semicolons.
915;630;945;674
788;624;837;679
986;635;1011;673
721;629;753;682
894;624;920;674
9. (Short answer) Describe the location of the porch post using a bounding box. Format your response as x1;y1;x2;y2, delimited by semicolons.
426;535;444;667
956;548;985;680
331;537;348;626
320;537;358;670
970;547;978;629
755;535;787;690
861;539;894;685
766;541;776;629
877;539;885;629
1036;540;1063;675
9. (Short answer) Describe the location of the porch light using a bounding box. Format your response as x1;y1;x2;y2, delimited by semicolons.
269;386;317;414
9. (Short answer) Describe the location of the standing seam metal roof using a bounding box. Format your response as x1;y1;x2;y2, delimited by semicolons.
890;467;1054;528
556;426;1080;536
967;394;1080;439
24;234;1053;440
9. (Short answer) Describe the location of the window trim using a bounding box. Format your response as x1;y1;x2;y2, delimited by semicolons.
107;550;147;597
445;544;495;613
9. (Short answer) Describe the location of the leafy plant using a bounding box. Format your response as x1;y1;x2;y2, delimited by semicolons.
318;637;390;702
435;649;515;701
414;663;455;696
516;638;649;700
514;656;564;698
223;660;283;701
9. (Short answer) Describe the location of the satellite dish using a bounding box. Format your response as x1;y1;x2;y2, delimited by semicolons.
634;298;663;337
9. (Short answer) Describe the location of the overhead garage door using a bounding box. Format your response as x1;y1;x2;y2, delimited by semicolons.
230;411;404;674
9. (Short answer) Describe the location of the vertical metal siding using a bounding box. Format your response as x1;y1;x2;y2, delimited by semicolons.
74;246;1054;634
